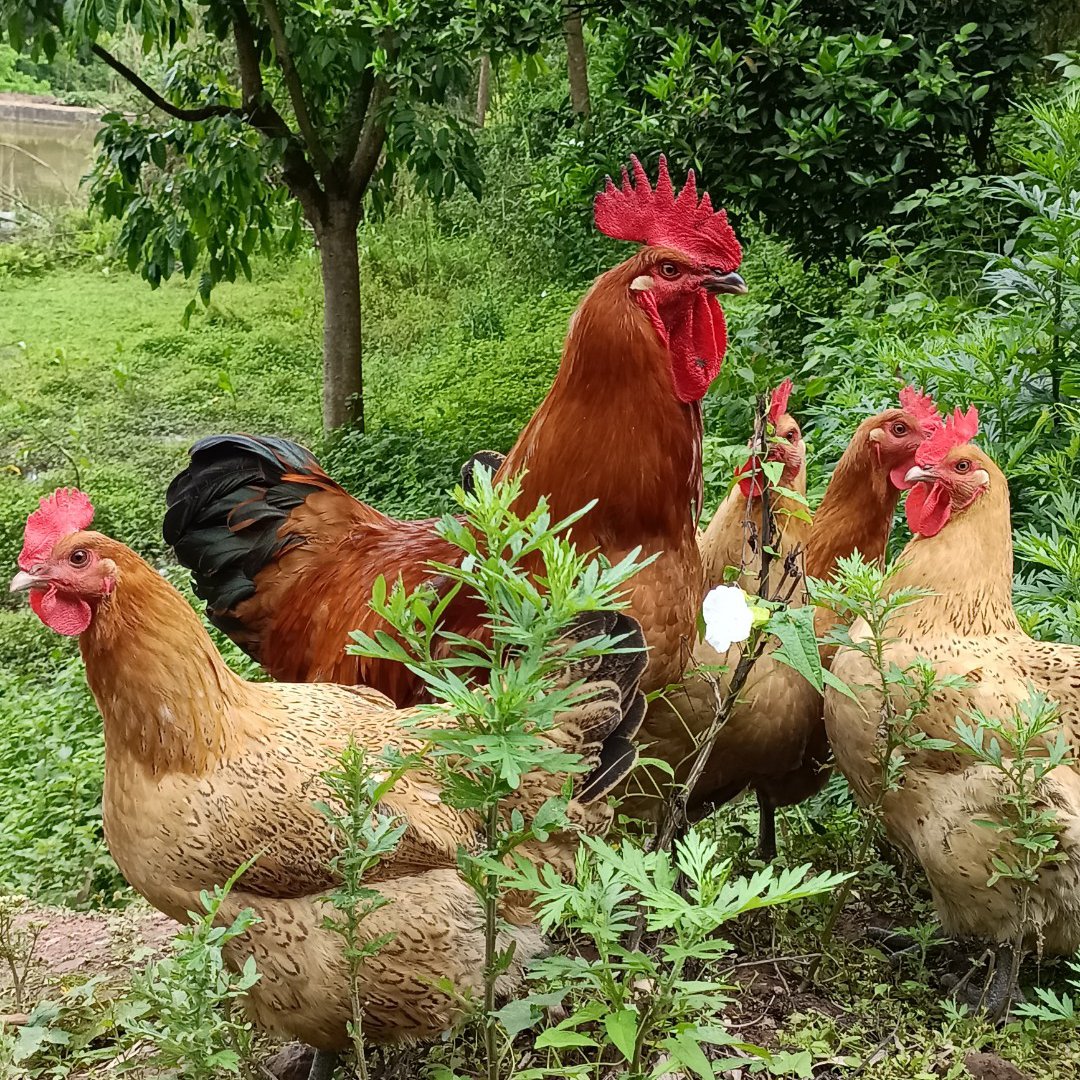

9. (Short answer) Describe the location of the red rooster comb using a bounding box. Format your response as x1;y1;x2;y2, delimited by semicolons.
19;488;95;571
899;385;942;435
915;406;980;467
768;378;794;425
594;155;742;270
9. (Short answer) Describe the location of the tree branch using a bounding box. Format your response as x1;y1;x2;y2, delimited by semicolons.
231;1;325;226
259;0;334;180
231;0;266;102
347;77;391;194
90;44;242;122
336;68;375;170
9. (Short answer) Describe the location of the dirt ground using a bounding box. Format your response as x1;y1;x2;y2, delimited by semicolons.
1;901;177;1010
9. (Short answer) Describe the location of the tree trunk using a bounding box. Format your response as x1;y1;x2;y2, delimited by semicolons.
318;199;363;431
476;55;492;127
563;8;590;119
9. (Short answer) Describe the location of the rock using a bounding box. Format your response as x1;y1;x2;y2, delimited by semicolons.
263;1042;317;1080
964;1051;1032;1080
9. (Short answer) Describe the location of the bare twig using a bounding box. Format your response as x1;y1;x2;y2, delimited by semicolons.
626;394;792;954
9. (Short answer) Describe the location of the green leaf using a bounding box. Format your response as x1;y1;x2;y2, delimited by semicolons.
664;1032;716;1079
767;605;825;692
603;1007;639;1062
534;1028;599;1049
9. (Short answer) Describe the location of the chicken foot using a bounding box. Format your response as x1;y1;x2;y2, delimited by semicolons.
307;1050;339;1080
947;943;1024;1021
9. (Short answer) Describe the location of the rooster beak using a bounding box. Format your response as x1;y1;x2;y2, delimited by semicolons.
9;571;39;594
704;270;747;296
904;466;936;485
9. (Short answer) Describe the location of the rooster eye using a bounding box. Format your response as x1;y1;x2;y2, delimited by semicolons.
787;430;798;443
955;460;971;473
892;422;908;436
69;549;89;567
658;261;681;279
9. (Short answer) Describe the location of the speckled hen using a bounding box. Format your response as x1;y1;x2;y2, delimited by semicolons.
11;489;648;1060
825;407;1080;1015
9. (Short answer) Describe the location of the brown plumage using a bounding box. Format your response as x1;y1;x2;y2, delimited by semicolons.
617;394;944;849
826;439;1080;957
616;401;815;840
164;243;744;704
13;521;647;1050
806;403;940;663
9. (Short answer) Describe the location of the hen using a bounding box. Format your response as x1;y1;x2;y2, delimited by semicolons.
163;156;746;702
806;386;943;663
617;380;814;853
11;489;647;1065
617;386;943;856
825;407;1080;1016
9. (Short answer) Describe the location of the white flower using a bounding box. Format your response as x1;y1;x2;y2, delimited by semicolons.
701;585;754;653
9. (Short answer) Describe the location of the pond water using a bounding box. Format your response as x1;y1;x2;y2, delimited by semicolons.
0;108;100;211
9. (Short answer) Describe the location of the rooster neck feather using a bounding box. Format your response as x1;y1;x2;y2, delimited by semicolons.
80;546;250;775
890;466;1020;635
806;427;897;582
500;267;703;548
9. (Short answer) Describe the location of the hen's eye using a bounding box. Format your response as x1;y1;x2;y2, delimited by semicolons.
69;549;89;567
892;422;908;436
658;261;680;279
787;430;799;443
955;460;971;473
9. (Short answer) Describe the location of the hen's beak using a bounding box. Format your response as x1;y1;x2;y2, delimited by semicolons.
904;465;937;485
704;270;747;296
9;571;39;594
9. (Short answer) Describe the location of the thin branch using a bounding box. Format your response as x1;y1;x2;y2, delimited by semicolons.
348;77;391;194
259;0;334;179
91;44;241;122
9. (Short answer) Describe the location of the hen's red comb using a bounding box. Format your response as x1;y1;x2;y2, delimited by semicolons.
899;385;942;434
594;155;742;270
19;488;95;571
915;406;979;467
768;378;794;425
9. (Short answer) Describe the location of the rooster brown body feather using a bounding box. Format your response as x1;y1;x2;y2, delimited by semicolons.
164;246;721;702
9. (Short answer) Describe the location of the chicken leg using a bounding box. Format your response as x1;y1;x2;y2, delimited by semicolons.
757;792;777;861
983;943;1021;1022
307;1050;338;1080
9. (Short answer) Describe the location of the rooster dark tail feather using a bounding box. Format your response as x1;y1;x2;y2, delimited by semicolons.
163;434;359;661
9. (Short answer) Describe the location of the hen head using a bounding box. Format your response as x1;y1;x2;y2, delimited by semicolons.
734;378;804;498
904;406;990;538
864;385;943;491
595;155;745;404
10;488;116;636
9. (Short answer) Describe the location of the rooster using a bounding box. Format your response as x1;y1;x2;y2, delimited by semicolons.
617;386;943;856
163;156;746;704
825;408;1080;1018
11;489;647;1069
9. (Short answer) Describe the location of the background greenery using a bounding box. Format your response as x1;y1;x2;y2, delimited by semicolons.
0;4;1079;1075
